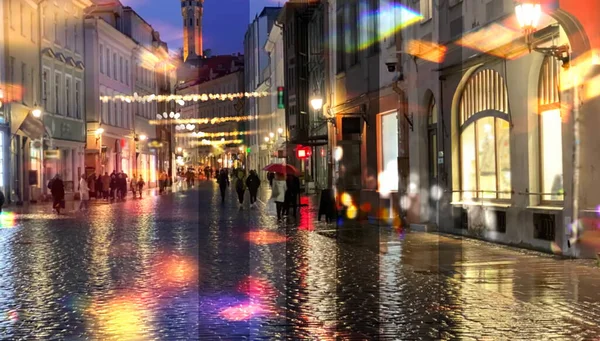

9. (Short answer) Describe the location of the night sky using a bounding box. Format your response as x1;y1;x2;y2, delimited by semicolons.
120;0;283;55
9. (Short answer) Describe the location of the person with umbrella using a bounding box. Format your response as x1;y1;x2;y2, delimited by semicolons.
272;172;287;221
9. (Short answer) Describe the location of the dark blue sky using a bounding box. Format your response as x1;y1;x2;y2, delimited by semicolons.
121;0;280;55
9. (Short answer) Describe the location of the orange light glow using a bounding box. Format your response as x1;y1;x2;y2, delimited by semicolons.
346;205;358;220
87;294;153;340
245;230;287;245
360;202;372;213
151;255;198;288
237;276;276;298
340;192;353;207
456;23;522;59
406;40;447;63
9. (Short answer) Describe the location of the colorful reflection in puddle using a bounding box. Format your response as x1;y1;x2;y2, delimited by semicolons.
151;254;198;289
219;301;268;321
0;212;17;228
245;230;287;245
87;293;154;340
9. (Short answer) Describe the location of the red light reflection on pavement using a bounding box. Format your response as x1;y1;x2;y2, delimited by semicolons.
237;276;275;298
219;301;267;321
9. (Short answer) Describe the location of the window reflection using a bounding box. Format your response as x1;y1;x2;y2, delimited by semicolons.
541;109;563;201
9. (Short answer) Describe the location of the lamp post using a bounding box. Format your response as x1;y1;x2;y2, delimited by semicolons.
32;107;43;201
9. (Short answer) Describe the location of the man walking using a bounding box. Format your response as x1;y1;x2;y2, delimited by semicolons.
245;170;261;208
218;169;229;204
49;174;65;215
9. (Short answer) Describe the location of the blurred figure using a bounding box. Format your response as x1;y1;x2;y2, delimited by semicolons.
272;173;287;220
88;172;96;199
234;168;247;208
137;175;145;198
49;174;65;215
79;174;90;212
95;175;102;200
159;171;168;194
285;174;301;218
218;169;230;204
245;170;261;208
0;188;5;213
267;172;275;188
109;173;118;201
101;172;110;200
130;174;138;198
118;173;128;201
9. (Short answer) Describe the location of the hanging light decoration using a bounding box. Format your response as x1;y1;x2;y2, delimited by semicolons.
99;91;270;103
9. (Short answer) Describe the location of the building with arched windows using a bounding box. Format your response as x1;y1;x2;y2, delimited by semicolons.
402;0;600;258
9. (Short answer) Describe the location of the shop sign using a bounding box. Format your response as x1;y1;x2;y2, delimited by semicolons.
44;150;60;159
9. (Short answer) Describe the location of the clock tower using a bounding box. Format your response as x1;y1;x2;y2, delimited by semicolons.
181;0;204;62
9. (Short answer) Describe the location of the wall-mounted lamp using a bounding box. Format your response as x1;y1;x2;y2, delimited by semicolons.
32;108;42;118
277;127;283;135
310;97;323;111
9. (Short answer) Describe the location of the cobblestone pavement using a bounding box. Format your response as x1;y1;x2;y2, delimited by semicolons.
1;181;599;340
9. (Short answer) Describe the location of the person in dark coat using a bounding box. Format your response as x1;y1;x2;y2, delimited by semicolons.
284;174;301;218
49;174;65;215
109;174;118;201
245;170;261;208
118;173;128;200
218;169;229;204
267;172;275;188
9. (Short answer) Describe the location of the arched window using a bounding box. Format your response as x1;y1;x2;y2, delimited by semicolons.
538;57;563;201
459;69;511;200
428;98;438;181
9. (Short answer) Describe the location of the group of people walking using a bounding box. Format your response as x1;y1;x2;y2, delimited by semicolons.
217;168;301;221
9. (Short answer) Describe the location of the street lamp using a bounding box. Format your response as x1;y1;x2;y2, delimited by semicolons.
514;1;570;67
139;134;147;141
515;1;542;49
32;108;42;118
277;127;283;135
269;132;275;139
264;136;270;143
310;96;323;111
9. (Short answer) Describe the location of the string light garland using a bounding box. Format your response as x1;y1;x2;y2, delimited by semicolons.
176;131;257;138
100;91;270;103
150;115;256;126
192;139;244;146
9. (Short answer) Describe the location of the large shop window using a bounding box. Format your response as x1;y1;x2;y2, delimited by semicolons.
539;57;563;202
459;69;511;200
380;112;399;192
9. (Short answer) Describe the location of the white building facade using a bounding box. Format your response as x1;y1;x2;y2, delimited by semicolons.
84;2;137;177
39;0;91;197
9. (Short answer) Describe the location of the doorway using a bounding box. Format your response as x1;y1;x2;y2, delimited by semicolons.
427;98;438;224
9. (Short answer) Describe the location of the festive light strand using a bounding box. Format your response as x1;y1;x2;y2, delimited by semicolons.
176;131;257;138
100;92;269;103
150;115;256;126
192;139;244;146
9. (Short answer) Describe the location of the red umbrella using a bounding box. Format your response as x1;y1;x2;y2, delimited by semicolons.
263;163;300;176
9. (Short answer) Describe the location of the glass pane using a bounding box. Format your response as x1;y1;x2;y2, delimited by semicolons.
429;101;438;124
430;132;437;178
461;124;476;200
381;112;398;191
496;119;511;199
477;117;497;199
541;109;563;201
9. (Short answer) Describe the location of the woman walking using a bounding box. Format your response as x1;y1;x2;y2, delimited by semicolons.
79;174;90;212
271;173;287;221
234;169;247;208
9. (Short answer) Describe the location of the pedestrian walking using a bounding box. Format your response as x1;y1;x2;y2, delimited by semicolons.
245;170;261;208
101;172;110;200
79;174;90;211
0;188;5;213
218;169;229;204
95;176;102;200
88;172;96;199
267;172;275;188
271;173;287;220
137;176;145;198
159;171;168;194
130;175;138;198
234;169;247;208
109;174;117;201
284;174;301;218
119;173;128;200
49;174;65;215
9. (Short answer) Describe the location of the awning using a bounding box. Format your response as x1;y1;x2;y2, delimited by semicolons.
18;114;45;139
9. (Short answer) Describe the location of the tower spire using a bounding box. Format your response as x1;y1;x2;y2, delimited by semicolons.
181;0;204;62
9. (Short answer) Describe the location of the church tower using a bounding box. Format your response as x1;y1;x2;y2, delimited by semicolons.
181;0;204;62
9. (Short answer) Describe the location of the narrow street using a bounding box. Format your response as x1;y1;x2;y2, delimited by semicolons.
0;181;599;340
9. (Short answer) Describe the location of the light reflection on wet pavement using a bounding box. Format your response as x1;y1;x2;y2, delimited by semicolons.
1;182;600;339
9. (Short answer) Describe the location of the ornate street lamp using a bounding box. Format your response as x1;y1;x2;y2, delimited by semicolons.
310;97;323;111
514;0;571;68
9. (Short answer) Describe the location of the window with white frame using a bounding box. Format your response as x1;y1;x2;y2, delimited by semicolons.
420;0;433;21
65;76;71;117
113;53;117;79
30;147;40;186
459;68;511;200
539;57;563;201
100;93;107;123
380;111;399;192
100;44;104;73
125;60;129;85
42;69;49;109
119;56;123;83
106;47;110;72
54;72;61;114
75;79;81;119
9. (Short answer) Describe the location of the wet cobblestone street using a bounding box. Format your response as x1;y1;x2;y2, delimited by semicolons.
1;181;600;340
